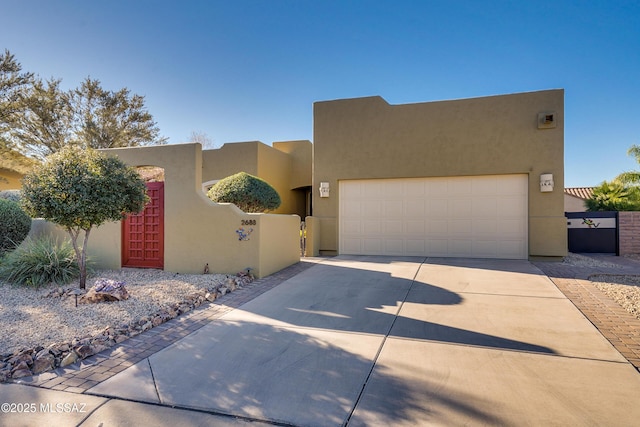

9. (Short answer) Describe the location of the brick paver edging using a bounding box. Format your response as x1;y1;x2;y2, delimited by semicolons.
14;260;318;393
535;263;640;372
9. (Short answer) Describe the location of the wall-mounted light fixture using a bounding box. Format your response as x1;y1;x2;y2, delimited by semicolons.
319;182;330;198
540;173;554;192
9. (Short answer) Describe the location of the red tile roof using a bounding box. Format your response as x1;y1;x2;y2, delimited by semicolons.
564;187;594;200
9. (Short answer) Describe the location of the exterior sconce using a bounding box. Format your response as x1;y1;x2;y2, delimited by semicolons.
319;182;330;198
540;174;554;192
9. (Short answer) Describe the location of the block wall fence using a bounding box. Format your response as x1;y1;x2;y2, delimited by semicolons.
618;212;640;255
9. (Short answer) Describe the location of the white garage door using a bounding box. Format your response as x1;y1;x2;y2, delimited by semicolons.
339;174;528;259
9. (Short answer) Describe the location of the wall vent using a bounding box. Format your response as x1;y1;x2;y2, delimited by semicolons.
538;112;557;129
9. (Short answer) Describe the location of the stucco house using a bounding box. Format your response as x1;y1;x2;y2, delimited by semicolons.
564;187;593;213
0;148;38;190
310;89;566;259
33;88;566;276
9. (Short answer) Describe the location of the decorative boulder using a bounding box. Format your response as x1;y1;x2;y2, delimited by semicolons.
80;279;129;304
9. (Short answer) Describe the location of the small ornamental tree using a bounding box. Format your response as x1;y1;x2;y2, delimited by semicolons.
207;172;281;213
21;146;147;288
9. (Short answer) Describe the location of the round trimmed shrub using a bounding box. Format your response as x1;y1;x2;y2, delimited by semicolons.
0;198;31;255
207;172;281;213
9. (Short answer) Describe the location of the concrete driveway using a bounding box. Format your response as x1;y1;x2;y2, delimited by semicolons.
4;256;640;426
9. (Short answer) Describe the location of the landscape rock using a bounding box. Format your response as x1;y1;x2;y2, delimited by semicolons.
11;361;30;374
60;352;78;367
80;278;129;304
74;344;95;359
10;368;33;379
32;353;55;374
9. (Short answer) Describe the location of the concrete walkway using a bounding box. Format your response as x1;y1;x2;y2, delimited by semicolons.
3;256;640;426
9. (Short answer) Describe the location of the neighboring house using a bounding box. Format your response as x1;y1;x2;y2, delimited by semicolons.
0;148;38;190
311;89;566;259
564;187;594;212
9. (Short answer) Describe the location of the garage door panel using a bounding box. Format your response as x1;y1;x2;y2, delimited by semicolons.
362;183;382;198
406;240;426;254
405;181;426;197
383;181;404;198
498;198;527;217
342;239;362;254
405;200;425;217
449;178;473;195
473;240;498;257
343;220;362;234
427;202;448;217
449;219;472;233
384;220;403;234
362;201;382;217
428;179;449;196
362;239;382;254
406;220;425;234
500;219;526;234
498;240;526;258
473;178;498;195
450;239;473;256
428;239;449;256
427;219;448;233
449;199;471;217
339;175;527;259
385;201;403;216
363;220;381;234
384;239;404;254
343;200;362;216
474;219;498;233
473;199;498;217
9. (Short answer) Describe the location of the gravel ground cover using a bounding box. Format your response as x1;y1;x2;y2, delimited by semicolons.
563;253;640;321
0;269;229;356
590;274;640;320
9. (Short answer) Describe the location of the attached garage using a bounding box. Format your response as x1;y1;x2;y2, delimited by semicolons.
339;174;528;259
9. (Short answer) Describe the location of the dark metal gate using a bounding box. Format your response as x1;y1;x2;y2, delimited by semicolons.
566;211;618;254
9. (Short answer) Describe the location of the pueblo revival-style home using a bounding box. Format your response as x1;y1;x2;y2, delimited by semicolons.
28;89;566;275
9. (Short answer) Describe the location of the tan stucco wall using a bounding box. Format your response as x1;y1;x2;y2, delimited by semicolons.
87;143;300;278
273;140;313;190
201;140;312;218
202;141;260;180
0;169;23;190
565;194;587;212
313;90;566;257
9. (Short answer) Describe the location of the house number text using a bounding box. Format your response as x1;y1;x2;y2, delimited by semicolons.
241;220;257;226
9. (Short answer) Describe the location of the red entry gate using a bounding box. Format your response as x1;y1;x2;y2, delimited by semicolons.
122;181;164;268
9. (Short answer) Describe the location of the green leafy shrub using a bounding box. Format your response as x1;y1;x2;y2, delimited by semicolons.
207;172;281;213
586;180;640;211
0;198;31;255
0;237;81;287
0;190;22;203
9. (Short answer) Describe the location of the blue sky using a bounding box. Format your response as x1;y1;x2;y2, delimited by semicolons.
2;0;639;187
